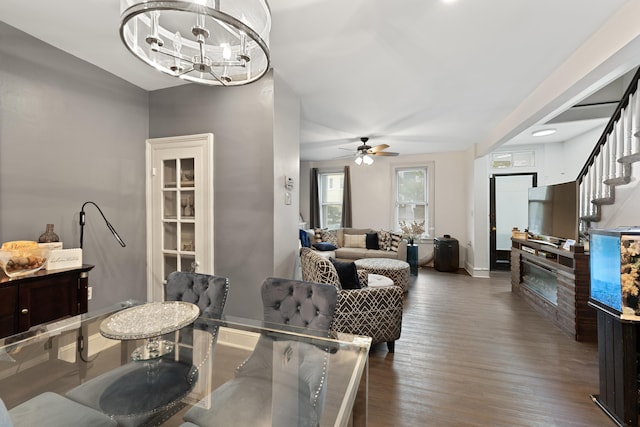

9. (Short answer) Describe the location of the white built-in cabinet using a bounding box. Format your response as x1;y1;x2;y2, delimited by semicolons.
146;134;214;302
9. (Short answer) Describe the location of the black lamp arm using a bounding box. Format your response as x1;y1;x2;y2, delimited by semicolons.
79;201;126;249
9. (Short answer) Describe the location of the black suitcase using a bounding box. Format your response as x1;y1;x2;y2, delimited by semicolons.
434;235;459;272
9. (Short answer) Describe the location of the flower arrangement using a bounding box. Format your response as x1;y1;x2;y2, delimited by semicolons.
621;237;640;312
399;220;425;244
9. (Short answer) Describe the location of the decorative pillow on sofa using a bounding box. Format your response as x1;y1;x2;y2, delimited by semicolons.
320;229;338;246
378;230;392;251
390;232;403;252
313;242;337;251
314;228;326;242
329;258;361;290
365;232;379;250
343;234;366;248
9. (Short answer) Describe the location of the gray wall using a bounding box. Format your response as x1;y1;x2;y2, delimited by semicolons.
1;21;303;320
0;22;149;308
149;73;278;318
272;72;301;279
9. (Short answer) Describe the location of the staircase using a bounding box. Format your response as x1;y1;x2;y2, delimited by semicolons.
578;67;640;236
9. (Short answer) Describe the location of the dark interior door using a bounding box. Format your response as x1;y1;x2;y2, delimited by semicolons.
490;173;537;271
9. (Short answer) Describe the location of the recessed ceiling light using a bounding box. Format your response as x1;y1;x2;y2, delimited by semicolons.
532;128;557;137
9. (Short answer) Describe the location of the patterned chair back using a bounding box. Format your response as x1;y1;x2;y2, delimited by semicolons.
299;247;341;289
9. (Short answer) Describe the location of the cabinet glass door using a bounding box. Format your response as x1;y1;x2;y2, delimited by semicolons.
147;134;213;301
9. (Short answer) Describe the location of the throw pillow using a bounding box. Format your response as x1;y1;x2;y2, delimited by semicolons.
390;232;403;252
365;232;379;250
329;258;361;290
378;230;392;251
312;242;337;251
314;228;326;242
299;229;311;248
344;234;366;248
320;229;338;246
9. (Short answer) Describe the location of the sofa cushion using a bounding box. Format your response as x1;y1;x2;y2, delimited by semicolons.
320;229;338;246
312;242;337;251
338;228;373;247
299;229;311;248
378;230;392;251
313;228;325;242
335;247;367;260
329;258;361;290
364;250;400;259
365;233;379;250
390;232;403;252
343;234;366;248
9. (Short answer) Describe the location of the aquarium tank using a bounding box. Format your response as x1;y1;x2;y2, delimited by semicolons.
590;227;640;320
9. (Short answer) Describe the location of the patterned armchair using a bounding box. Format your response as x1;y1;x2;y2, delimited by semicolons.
300;248;403;352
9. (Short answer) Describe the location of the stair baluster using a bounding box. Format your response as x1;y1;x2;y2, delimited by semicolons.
577;67;640;230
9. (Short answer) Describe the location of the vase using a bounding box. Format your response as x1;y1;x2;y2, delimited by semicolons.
38;224;59;243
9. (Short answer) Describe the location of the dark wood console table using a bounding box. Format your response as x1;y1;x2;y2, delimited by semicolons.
0;264;94;338
511;238;596;341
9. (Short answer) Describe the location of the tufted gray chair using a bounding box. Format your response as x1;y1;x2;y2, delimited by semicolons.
66;272;230;427
165;271;229;322
300;247;403;352
182;277;338;427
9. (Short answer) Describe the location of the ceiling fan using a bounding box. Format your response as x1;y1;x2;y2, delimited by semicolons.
346;137;399;165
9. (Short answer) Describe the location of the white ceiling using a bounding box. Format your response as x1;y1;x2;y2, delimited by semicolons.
1;0;638;161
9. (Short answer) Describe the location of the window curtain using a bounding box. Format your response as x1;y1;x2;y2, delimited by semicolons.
341;165;352;227
309;168;321;228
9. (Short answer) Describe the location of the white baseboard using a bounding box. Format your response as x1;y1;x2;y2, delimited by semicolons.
59;332;119;362
217;327;259;350
465;262;490;278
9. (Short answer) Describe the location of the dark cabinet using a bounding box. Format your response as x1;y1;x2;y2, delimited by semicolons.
0;265;94;338
434;235;459;272
591;306;639;427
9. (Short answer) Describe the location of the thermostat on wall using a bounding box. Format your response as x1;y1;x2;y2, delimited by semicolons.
284;176;294;190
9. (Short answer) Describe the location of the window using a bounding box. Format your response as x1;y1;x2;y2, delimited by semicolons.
395;167;429;237
319;172;344;229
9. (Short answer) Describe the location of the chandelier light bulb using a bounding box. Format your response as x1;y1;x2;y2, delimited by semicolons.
222;44;232;60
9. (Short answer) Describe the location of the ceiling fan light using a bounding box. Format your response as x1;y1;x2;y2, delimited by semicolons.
363;154;374;165
354;155;363;165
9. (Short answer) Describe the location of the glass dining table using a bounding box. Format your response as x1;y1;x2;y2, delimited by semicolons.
0;300;371;427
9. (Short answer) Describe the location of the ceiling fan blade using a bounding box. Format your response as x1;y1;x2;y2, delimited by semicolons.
368;144;390;153
372;151;399;157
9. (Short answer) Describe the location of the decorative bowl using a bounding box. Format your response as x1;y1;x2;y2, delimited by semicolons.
0;242;49;278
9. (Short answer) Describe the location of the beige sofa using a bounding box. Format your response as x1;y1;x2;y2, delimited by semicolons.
305;227;407;262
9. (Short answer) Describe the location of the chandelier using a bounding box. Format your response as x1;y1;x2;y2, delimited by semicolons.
119;0;271;86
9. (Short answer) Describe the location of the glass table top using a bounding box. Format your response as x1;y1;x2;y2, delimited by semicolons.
0;301;371;427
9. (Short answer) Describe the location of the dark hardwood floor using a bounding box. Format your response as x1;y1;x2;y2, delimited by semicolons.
366;268;612;427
